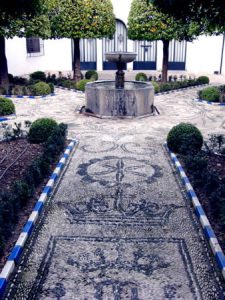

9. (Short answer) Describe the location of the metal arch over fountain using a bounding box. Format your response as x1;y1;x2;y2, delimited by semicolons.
85;52;154;118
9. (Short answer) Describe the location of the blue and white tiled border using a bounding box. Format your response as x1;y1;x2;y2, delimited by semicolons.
165;143;225;280
56;86;84;94
155;84;209;96
0;114;16;123
193;98;225;106
0;138;78;297
2;93;56;99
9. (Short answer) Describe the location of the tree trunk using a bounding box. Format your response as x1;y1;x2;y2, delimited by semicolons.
162;40;169;83
73;38;82;83
0;36;9;92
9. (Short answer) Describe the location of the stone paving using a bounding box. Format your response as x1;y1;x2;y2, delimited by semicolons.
3;80;225;299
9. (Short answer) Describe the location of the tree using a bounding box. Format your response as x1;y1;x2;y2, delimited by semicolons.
128;0;200;82
151;0;225;34
0;0;50;91
49;0;115;82
0;0;43;17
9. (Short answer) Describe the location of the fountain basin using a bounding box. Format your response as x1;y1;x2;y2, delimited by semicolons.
105;52;137;64
85;81;154;118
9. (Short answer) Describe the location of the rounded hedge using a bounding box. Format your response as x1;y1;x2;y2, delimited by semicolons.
151;81;160;93
135;73;148;81
0;97;15;116
85;70;98;81
198;86;220;102
30;71;46;82
219;85;225;93
159;82;171;92
48;82;54;94
76;79;91;91
167;123;203;154
28;118;58;143
13;76;28;85
197;76;210;85
31;82;51;96
61;79;75;89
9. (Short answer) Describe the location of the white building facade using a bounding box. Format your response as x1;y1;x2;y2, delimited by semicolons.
5;0;225;76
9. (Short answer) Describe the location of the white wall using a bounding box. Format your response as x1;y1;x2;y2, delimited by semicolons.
6;37;72;76
186;35;223;74
111;0;132;24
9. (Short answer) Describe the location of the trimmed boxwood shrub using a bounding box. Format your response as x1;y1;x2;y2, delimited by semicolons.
76;79;91;91
219;85;225;93
159;83;172;92
28;118;58;143
171;82;182;90
48;82;54;93
0;97;15;116
30;71;46;82
198;86;220;102
151;81;160;93
61;79;75;89
167;123;203;154
135;72;148;81
13;76;28;85
85;70;98;81
197;76;210;85
12;85;29;96
187;79;196;87
12;181;32;208
46;73;57;84
31;81;51;96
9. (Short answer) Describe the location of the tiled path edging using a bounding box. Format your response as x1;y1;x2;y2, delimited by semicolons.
0;138;78;298
56;86;84;94
165;143;225;281
155;84;209;96
2;94;56;99
0;115;16;123
193;98;225;106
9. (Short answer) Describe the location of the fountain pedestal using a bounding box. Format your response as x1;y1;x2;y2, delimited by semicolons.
115;62;125;89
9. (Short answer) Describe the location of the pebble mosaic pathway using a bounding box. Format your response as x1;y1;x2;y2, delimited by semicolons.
3;85;225;299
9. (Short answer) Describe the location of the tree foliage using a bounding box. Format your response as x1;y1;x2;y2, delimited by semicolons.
0;0;51;38
49;0;115;39
0;0;43;18
49;0;115;81
151;0;225;33
0;0;52;90
128;0;200;81
128;0;199;42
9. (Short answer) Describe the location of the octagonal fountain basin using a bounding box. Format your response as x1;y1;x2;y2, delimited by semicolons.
85;81;154;118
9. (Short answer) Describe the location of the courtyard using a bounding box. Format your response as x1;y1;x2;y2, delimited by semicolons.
0;72;224;299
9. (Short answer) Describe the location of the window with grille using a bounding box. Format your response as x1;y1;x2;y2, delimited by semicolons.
26;37;44;57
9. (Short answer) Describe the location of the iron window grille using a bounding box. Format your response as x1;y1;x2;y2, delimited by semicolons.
26;37;44;57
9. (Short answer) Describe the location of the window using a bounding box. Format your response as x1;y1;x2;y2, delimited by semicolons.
26;37;44;57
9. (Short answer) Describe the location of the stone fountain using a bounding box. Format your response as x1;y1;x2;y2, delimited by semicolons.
85;52;154;118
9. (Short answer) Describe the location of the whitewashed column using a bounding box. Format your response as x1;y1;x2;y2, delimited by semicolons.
96;39;103;71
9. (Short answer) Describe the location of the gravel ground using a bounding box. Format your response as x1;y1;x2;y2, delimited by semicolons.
3;80;225;299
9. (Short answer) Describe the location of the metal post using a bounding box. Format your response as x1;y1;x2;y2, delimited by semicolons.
220;33;225;74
